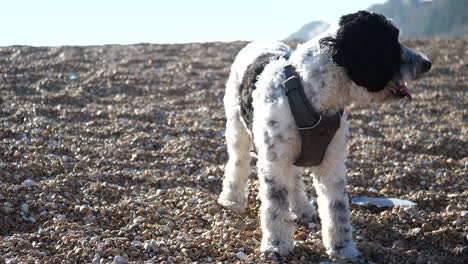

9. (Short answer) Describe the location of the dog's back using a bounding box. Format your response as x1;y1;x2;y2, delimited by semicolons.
223;41;291;121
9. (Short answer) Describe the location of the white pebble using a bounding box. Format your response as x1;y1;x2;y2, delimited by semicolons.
55;214;66;222
113;255;126;264
207;175;218;183
22;179;36;187
143;242;153;252
410;227;422;235
6;258;19;264
155;189;166;196
92;253;101;264
460;211;468;217
236;251;248;260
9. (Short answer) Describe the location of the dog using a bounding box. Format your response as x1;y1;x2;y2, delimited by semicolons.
218;11;431;261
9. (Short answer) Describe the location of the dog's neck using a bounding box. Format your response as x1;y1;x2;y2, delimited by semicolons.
289;40;386;114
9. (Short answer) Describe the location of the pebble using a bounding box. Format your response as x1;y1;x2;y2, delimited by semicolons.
143;242;153;253
236;251;248;260
460;210;468;217
92;253;101;264
6;258;19;264
3;205;14;214
460;246;468;255
21;179;37;187
20;203;29;213
452;219;463;226
393;240;405;248
411;227;423;235
181;248;190;256
404;206;421;218
55;214;67;222
79;205;91;214
155;189;166;196
356;235;366;241
207;175;218;183
446;204;457;212
136;148;145;154
422;223;432;232
113;255;126;264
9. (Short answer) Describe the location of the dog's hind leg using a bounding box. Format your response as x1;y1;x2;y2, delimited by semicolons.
289;170;317;223
218;111;252;213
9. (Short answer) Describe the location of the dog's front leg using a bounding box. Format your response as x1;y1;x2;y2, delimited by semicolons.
313;172;363;261
255;123;299;255
311;115;365;262
258;158;296;255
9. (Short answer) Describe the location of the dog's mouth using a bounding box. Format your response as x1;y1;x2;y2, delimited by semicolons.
388;81;412;100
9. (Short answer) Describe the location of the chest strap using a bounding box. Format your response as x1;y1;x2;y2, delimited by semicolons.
283;65;343;167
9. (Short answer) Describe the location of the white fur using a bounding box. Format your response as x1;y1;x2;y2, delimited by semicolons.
218;25;426;262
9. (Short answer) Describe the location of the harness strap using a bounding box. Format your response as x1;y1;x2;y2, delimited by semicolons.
282;65;343;167
283;65;321;128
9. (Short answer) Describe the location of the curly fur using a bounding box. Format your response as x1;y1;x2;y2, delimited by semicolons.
218;11;431;262
320;11;401;92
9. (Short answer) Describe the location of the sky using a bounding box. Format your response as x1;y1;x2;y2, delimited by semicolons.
1;0;387;46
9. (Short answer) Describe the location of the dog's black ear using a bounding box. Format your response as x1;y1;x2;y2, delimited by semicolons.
319;11;401;92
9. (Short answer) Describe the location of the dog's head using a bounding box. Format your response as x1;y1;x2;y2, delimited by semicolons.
320;11;431;101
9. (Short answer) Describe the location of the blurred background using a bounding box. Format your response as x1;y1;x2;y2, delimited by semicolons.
2;0;467;46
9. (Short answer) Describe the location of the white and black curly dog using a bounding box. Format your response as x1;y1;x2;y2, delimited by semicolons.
218;11;432;261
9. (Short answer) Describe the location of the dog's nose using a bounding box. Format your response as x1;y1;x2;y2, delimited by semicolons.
421;59;432;73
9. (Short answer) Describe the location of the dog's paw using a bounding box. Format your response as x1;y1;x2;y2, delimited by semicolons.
291;201;317;223
329;244;367;263
260;238;294;256
218;192;247;213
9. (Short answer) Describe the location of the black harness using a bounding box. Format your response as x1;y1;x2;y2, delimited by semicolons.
283;65;343;167
239;54;343;167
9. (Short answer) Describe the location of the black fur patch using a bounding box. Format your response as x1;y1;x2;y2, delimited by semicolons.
319;11;401;92
239;53;278;127
268;185;289;207
263;177;274;185
331;200;347;212
268;120;278;126
271;238;281;246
